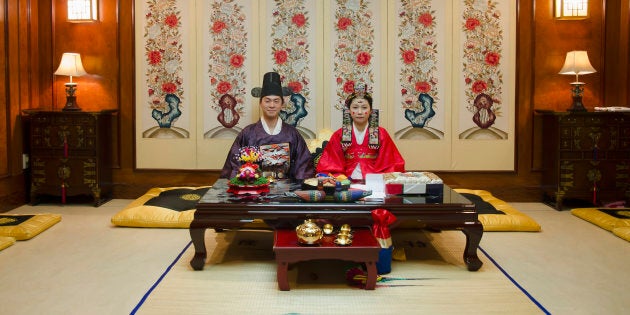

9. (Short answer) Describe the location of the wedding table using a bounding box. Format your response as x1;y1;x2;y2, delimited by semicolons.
190;179;483;271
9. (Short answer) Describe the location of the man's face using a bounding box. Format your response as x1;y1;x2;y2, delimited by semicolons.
260;95;283;119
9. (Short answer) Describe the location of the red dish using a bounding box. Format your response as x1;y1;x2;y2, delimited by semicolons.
227;183;270;195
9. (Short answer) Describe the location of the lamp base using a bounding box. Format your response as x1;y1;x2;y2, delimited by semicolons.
567;83;588;112
568;96;587;112
62;82;81;111
62;96;82;111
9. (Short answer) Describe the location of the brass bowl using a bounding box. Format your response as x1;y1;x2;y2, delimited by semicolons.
337;230;353;239
340;224;351;233
322;224;334;235
334;234;352;246
295;220;323;245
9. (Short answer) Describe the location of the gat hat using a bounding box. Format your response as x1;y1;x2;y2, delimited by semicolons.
251;72;293;98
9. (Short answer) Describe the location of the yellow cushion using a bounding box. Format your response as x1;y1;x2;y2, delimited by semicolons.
111;186;210;228
612;226;630;242
0;214;62;240
0;236;15;251
454;189;541;232
307;129;334;153
571;207;630;243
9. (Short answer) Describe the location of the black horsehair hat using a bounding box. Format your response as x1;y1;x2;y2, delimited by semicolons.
251;72;293;98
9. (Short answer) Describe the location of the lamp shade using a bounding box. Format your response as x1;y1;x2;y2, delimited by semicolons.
54;53;87;80
558;51;596;83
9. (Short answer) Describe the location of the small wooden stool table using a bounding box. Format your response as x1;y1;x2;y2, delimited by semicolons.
273;228;381;290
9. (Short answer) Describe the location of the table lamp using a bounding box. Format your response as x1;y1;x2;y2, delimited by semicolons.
54;52;87;111
558;50;596;112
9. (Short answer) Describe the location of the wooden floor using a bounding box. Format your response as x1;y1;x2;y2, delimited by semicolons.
1;200;629;314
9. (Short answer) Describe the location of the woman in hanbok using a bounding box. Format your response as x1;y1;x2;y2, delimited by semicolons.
316;84;405;180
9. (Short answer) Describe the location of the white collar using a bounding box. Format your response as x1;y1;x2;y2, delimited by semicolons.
353;123;366;145
261;119;282;135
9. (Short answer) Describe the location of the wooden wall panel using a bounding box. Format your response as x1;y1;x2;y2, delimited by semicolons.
532;0;604;111
0;0;8;178
3;0;630;212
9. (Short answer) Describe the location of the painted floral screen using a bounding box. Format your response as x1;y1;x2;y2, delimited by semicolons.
135;0;515;170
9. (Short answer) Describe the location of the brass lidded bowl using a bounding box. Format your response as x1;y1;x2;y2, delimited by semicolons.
295;219;324;245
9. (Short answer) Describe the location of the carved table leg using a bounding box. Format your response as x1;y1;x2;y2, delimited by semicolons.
460;222;483;271
364;261;377;290
189;227;207;270
277;261;290;291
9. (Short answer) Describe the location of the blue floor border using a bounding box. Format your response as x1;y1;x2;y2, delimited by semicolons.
479;246;551;314
130;241;192;315
131;242;551;314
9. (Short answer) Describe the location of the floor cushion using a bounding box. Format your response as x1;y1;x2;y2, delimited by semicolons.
111;186;211;228
0;236;15;251
0;214;62;240
454;189;541;232
612;226;630;242
571;208;630;242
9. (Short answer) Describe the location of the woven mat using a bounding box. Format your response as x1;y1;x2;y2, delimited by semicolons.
134;229;545;314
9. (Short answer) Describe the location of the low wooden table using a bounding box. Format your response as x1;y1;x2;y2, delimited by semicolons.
273;228;380;290
191;179;482;272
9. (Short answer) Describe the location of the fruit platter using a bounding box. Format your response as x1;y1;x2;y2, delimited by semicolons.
302;173;351;195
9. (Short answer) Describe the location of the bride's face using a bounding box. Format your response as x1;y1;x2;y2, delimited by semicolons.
349;97;372;126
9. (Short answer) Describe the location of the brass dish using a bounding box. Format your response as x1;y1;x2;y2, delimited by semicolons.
334;236;352;246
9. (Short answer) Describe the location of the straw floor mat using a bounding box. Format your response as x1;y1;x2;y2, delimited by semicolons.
134;229;544;314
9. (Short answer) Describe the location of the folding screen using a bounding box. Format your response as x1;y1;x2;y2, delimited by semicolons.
135;0;515;170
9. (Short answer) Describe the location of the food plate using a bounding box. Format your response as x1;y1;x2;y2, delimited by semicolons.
227;183;270;195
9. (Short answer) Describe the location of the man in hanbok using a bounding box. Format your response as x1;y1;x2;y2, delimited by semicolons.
220;72;314;180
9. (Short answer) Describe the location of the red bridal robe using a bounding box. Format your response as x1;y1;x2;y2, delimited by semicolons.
220;120;315;180
316;126;405;180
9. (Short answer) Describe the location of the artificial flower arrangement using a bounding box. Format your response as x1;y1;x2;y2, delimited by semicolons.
229;146;269;186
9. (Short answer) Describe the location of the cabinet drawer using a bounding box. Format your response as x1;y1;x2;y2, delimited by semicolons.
31;115;97;151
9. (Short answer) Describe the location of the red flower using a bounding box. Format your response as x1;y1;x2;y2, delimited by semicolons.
212;20;226;33
288;81;303;93
336;77;343;84
292;13;306;27
230;54;245;68
161;82;177;93
401;88;408;95
148;50;162;65
471;80;488;93
337;17;352;30
274;50;288;64
217;81;232;94
402;50;416;64
485;52;500;66
465;77;472;84
164;14;178;27
148;88;155;96
343;81;355;94
356;51;371;66
418;13;433;27
415;81;431;93
465;18;481;31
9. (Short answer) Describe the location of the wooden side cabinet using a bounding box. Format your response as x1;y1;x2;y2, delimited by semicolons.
538;111;630;209
22;110;117;206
